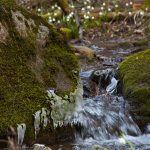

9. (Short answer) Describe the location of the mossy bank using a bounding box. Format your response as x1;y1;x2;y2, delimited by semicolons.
119;50;150;118
0;0;79;139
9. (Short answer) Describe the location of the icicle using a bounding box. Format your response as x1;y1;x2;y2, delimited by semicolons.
17;123;26;145
33;110;41;139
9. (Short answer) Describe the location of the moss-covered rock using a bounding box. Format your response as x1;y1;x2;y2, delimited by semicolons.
60;27;72;40
119;50;150;116
0;0;79;138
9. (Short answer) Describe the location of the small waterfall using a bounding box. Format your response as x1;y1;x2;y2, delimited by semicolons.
64;68;150;149
70;95;141;143
47;67;150;150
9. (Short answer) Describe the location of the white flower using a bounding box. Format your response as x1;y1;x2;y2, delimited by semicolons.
145;8;149;11
140;11;144;16
84;2;87;5
126;3;129;7
119;138;126;144
86;16;90;19
67;16;70;21
71;12;74;15
91;7;94;10
48;19;52;23
54;4;58;7
37;8;41;12
86;0;91;3
51;6;55;10
82;8;85;11
103;3;106;6
99;12;103;15
57;20;61;24
54;13;57;16
87;6;91;9
52;18;56;22
67;16;70;19
115;4;118;8
87;11;90;14
84;14;87;19
129;1;133;5
71;5;75;8
108;8;111;12
92;16;95;19
58;7;61;10
129;12;132;15
101;7;104;10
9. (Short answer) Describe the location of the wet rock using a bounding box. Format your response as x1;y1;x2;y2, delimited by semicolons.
87;68;116;95
11;10;35;37
102;58;117;67
112;49;132;55
33;144;52;150
119;49;150;127
90;45;103;51
36;25;49;48
0;0;79;143
72;45;96;60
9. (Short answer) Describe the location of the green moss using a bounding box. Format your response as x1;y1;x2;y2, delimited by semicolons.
143;0;150;9
0;0;79;138
41;44;79;94
60;27;72;40
119;49;150;115
133;39;149;47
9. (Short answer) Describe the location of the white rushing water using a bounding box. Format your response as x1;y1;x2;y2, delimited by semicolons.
66;69;150;150
46;68;150;150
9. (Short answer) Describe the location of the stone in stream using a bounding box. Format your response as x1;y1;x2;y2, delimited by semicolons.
33;144;52;150
84;68;116;96
96;55;117;66
72;45;96;60
119;49;150;129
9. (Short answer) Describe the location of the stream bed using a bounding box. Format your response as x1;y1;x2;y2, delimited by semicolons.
51;40;150;150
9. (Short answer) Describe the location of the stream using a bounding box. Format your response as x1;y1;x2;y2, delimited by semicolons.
51;41;150;150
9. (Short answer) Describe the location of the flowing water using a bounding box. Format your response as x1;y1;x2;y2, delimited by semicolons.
69;68;150;150
56;44;150;149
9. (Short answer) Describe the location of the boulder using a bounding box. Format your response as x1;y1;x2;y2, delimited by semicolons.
0;0;79;140
119;49;150;127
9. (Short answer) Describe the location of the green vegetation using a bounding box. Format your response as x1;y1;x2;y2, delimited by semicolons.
144;0;150;9
119;50;150;116
133;39;149;47
83;13;110;29
0;0;79;138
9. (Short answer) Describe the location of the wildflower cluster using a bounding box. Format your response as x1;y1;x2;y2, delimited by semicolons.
35;0;149;38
